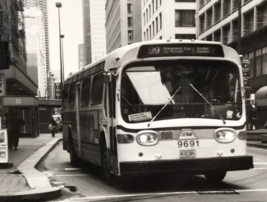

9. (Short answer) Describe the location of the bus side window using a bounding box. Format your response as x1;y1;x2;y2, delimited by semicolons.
91;73;104;105
81;78;91;106
68;85;76;108
62;87;68;108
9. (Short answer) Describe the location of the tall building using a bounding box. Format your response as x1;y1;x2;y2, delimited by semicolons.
105;0;134;53
142;0;196;41
78;44;84;70
23;0;50;98
24;7;46;97
196;0;267;128
132;0;142;43
83;0;106;65
0;0;40;137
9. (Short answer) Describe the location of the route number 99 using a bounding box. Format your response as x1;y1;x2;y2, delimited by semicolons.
177;140;199;148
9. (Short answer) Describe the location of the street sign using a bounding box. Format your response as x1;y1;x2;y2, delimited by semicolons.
0;129;8;163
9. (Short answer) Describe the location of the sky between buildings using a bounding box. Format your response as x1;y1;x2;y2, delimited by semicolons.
47;0;83;79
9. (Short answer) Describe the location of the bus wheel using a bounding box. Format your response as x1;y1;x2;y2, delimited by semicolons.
102;146;115;184
205;171;227;182
69;141;83;167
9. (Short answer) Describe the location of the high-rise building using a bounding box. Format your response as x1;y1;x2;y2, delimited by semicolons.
78;44;84;70
0;0;41;137
196;0;267;128
142;0;196;41
23;0;50;98
105;0;134;53
24;7;46;97
82;0;106;65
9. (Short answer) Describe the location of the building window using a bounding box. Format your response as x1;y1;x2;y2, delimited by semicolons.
199;0;204;8
175;0;195;2
127;4;133;14
214;2;221;24
175;10;195;27
232;20;238;41
262;47;267;75
159;13;162;29
149;25;152;39
233;0;238;11
128;17;133;27
214;30;221;42
244;11;254;36
256;49;262;76
257;5;267;30
152;21;155;37
152;0;154;14
175;34;195;39
199;14;205;33
222;24;230;44
206;8;212;28
223;0;231;18
143;13;146;26
128;30;133;40
156;17;158;33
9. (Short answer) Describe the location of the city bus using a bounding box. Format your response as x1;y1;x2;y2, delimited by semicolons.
61;40;253;183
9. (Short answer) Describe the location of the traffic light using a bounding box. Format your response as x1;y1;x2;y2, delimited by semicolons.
0;41;9;70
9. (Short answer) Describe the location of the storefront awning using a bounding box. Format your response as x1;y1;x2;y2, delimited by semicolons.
255;86;267;106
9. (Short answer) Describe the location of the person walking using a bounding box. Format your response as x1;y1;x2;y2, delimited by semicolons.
49;117;58;137
7;111;25;150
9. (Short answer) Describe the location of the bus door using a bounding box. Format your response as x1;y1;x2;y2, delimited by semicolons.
76;82;82;156
107;77;118;174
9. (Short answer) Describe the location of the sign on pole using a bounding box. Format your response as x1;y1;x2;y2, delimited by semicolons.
0;129;8;163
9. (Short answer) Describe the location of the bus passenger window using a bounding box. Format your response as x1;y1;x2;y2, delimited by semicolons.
91;74;104;105
68;85;76;108
81;78;91;106
62;88;68;108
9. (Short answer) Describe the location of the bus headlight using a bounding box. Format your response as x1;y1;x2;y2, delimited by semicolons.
214;128;236;143
117;134;134;143
238;131;247;140
137;131;159;146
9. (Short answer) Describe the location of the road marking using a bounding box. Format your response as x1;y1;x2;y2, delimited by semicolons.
54;168;83;171
57;188;267;201
52;174;90;177
254;162;267;165
252;167;267;170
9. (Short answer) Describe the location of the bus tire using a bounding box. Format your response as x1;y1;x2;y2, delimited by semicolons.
69;139;83;168
102;144;115;184
204;171;227;182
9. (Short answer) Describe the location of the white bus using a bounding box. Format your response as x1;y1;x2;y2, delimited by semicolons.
61;40;253;182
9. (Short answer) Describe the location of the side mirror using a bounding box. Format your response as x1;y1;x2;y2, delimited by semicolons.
103;71;112;83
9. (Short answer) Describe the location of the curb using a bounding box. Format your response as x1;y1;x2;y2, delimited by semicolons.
0;137;63;202
247;142;267;150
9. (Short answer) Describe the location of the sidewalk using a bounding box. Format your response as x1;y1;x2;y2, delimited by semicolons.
0;133;62;202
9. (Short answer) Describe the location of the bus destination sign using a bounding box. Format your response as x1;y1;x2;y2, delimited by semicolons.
137;44;224;58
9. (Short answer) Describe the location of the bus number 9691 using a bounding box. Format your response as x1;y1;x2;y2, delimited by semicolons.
177;140;199;148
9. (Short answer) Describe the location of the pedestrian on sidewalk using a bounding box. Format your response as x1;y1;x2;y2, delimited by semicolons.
49;117;58;137
7;111;25;150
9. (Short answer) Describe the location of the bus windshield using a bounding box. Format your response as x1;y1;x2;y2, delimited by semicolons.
121;60;242;123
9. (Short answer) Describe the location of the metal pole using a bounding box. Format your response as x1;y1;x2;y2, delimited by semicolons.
61;35;65;82
237;0;241;54
56;3;63;97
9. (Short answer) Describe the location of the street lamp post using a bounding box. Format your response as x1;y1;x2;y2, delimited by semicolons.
60;34;65;82
56;2;63;96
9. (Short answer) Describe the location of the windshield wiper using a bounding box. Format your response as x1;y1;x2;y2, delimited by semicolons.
148;86;181;127
189;83;226;124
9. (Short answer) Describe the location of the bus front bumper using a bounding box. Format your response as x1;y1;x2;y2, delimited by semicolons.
120;156;253;176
